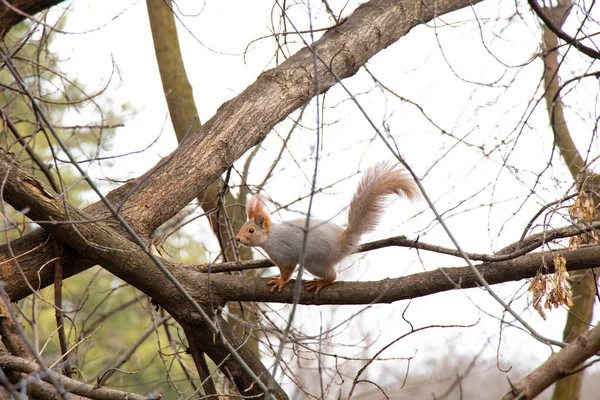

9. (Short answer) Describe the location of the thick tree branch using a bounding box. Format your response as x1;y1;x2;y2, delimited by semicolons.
0;0;65;39
146;0;200;142
146;0;259;357
6;139;600;394
1;0;487;302
0;149;288;400
206;244;600;305
540;0;583;178
501;323;600;399
537;3;598;397
4;147;600;309
81;0;487;237
0;298;32;359
199;218;600;274
0;352;152;400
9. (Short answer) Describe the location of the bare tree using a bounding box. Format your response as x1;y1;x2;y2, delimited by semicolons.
1;0;600;399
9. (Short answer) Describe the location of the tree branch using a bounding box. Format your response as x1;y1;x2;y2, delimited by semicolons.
0;352;153;400
3;147;600;309
501;323;600;399
1;0;487;303
0;298;32;359
0;0;65;39
0;149;288;400
184;329;218;399
204;244;600;305
198;219;600;274
528;0;600;60
81;0;488;237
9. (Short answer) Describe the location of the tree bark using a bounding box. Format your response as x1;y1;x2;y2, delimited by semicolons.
4;147;600;308
0;0;65;38
1;0;485;314
0;148;289;399
146;0;200;141
502;323;600;400
145;0;259;358
0;0;518;397
0;352;149;400
7;144;600;396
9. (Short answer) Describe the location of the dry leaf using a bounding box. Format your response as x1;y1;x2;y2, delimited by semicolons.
528;253;573;319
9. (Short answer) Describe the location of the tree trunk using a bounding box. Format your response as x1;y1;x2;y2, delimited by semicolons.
145;0;259;359
538;3;598;399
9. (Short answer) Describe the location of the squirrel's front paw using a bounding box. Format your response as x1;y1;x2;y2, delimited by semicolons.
268;276;288;292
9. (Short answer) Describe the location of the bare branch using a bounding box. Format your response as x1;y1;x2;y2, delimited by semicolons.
3;147;600;309
1;0;488;305
501;323;600;399
209;244;600;306
528;0;600;60
0;146;286;399
0;352;154;400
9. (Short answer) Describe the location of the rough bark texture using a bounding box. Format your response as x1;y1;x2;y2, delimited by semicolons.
4;147;600;308
6;146;600;397
0;352;149;400
2;1;491;396
0;300;32;359
0;0;64;38
0;149;288;399
502;323;600;400
146;0;259;356
213;244;600;304
1;0;484;302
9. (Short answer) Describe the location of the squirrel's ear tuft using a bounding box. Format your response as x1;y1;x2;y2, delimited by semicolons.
246;195;271;231
246;194;266;219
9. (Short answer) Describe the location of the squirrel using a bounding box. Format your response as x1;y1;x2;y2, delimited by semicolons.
235;162;419;294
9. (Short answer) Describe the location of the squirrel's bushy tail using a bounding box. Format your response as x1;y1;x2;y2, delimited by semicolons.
341;162;418;251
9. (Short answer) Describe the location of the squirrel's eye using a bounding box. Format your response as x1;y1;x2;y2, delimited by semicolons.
249;228;255;234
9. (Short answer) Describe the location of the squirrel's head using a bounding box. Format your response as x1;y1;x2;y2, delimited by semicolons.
235;194;270;247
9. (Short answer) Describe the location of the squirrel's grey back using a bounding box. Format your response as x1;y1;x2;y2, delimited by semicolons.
262;218;346;277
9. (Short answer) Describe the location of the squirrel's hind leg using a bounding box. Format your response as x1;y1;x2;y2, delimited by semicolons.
304;267;337;294
268;264;295;292
305;262;337;294
305;278;335;294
